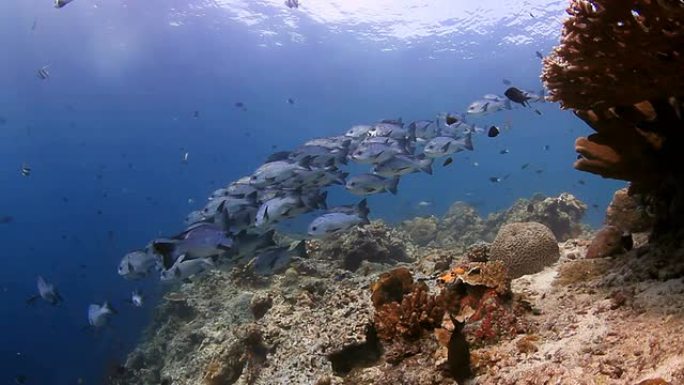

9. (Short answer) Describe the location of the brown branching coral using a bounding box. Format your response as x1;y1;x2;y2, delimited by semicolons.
542;0;684;110
542;0;684;234
372;268;445;340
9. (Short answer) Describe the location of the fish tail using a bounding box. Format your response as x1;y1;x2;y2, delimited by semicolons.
464;132;474;151
387;177;400;195
292;240;307;258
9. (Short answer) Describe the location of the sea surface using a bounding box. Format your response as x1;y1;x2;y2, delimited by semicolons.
0;1;623;384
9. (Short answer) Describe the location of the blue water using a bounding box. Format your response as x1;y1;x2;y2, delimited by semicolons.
0;1;623;384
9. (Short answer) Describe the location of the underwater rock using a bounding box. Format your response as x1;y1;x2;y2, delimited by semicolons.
489;222;560;279
399;215;438;246
485;193;588;241
308;221;412;271
586;225;627;259
605;187;654;234
435;201;486;248
464;242;490;263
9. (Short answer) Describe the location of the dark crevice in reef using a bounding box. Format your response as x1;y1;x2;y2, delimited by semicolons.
328;325;382;376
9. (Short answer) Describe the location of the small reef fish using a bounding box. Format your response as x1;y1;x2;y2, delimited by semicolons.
504;87;543;115
182;152;189;164
502;78;512;85
307;199;370;238
230;229;277;261
287;98;295;105
285;0;299;9
443;157;453;166
487;126;500;138
489;175;509;183
499;149;510;154
26;276;63;306
417;200;433;208
345;174;399;196
88;302;116;328
20;163;31;176
535;50;544;59
37;66;50;80
54;0;75;8
128;290;143;307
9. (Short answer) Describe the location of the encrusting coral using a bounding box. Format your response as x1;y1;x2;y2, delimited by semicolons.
542;0;684;234
488;222;560;279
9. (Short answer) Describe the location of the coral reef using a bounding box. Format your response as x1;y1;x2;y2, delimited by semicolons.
307;221;413;271
542;0;684;234
372;268;445;341
399;216;438;246
489;222;560;279
433;193;589;248
485;193;588;241
605;187;654;234
113;194;684;385
586;225;627;259
434;202;486;248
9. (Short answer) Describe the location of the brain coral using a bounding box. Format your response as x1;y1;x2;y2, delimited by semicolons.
489;222;560;279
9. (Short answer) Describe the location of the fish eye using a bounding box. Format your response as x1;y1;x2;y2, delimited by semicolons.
312;226;317;231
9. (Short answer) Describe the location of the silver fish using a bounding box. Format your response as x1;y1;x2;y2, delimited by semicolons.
118;248;158;280
249;158;311;187
367;122;413;140
303;136;351;151
345;124;373;139
423;134;473;158
466;95;511;116
350;138;409;164
88;302;116;328
409;120;438;142
255;195;305;227
248;241;306;275
372;154;433;177
230;229;277;261
226;177;258;197
307;199;370;238
345;174;399;196
160;255;215;282
288;145;348;167
27;276;63;305
129;289;143;307
153;223;233;269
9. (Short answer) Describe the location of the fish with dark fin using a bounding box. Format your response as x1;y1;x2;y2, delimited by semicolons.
504;87;532;107
54;0;75;8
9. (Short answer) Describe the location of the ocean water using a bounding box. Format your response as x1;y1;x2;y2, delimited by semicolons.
0;1;624;384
